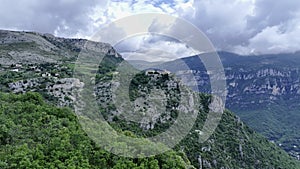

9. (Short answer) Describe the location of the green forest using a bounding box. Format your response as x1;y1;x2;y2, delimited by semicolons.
0;92;192;169
0;92;299;168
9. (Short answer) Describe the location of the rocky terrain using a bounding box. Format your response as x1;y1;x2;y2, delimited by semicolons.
0;30;119;65
131;51;300;159
0;30;299;168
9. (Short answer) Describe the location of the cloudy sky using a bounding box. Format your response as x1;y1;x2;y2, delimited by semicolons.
1;0;300;60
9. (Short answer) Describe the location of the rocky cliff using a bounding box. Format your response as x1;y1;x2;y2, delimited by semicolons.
146;51;300;159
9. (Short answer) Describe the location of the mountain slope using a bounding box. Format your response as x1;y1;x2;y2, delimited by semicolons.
135;51;300;159
0;30;299;168
0;30;119;65
100;56;300;168
0;92;193;168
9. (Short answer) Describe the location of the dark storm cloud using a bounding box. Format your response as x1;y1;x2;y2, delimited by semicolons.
175;0;300;54
247;0;300;31
0;0;106;36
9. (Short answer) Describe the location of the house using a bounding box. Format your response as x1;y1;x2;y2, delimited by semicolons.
145;69;171;76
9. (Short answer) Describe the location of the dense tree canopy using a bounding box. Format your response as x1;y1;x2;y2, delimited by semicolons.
0;92;192;169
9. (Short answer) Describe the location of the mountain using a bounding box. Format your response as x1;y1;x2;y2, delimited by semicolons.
0;29;299;168
219;52;300;160
0;30;119;65
129;51;300;159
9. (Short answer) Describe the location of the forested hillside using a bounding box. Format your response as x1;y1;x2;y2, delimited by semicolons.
0;30;299;168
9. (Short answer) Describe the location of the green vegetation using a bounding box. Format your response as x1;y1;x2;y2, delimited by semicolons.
94;56;300;168
237;104;300;159
1;92;298;168
0;92;192;169
1;30;300;168
161;51;300;159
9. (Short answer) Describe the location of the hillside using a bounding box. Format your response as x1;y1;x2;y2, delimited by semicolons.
0;30;299;168
0;92;193;168
133;51;300;159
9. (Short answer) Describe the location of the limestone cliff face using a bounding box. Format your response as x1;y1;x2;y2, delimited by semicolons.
184;66;300;110
151;52;300;159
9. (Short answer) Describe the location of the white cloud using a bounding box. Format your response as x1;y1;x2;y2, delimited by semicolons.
90;0;257;56
115;34;197;62
235;14;300;55
1;0;300;55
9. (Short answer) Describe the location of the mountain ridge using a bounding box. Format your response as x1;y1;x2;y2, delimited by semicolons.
0;29;299;168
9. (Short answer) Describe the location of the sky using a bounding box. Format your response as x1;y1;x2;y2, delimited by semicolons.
1;0;300;61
